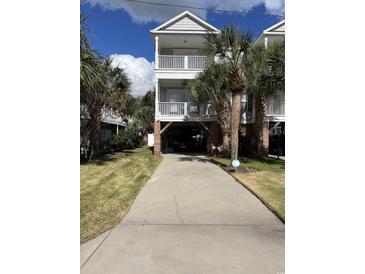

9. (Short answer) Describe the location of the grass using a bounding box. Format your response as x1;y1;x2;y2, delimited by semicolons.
80;147;162;243
211;155;285;221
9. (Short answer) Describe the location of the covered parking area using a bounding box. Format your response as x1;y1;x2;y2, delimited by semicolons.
154;121;221;155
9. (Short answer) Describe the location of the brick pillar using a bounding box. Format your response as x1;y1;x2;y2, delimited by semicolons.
263;121;269;157
154;120;161;156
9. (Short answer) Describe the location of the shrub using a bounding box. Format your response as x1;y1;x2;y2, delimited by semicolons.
106;121;143;152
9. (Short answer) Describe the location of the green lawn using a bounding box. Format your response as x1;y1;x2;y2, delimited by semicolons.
211;155;285;221
80;147;162;243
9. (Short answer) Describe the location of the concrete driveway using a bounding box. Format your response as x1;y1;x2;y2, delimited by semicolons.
81;154;284;274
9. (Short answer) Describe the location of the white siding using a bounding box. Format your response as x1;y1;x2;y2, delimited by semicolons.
165;16;206;31
271;23;285;33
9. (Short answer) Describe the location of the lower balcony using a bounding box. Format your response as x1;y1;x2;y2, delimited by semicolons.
266;94;285;121
156;102;216;121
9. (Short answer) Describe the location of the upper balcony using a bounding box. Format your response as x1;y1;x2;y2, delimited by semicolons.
151;10;220;78
158;55;207;70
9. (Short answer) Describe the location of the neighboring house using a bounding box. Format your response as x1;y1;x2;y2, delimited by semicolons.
152;10;285;156
254;20;285;156
80;106;127;141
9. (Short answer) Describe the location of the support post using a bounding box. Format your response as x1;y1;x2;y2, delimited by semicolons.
184;56;188;69
154;120;161;156
155;36;159;69
116;124;119;134
264;37;268;49
184;102;188;116
155;79;159;117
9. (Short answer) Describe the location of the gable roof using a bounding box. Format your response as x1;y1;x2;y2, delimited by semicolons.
254;20;285;45
151;10;220;34
263;20;285;34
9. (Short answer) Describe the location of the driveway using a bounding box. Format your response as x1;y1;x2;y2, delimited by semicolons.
81;154;284;274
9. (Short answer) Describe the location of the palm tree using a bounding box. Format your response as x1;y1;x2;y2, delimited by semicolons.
244;42;285;157
204;27;252;161
80;14;132;160
80;14;100;97
190;63;231;155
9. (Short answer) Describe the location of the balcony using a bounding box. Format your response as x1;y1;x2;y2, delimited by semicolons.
158;102;215;118
266;94;285;117
158;55;207;70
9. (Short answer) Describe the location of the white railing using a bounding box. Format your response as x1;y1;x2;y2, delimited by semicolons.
159;102;185;116
158;102;215;117
266;101;285;116
158;55;207;70
158;55;184;69
187;56;207;69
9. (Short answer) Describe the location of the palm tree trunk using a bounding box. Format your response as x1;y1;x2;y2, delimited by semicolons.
222;133;229;152
254;94;267;158
231;91;242;161
217;97;231;156
88;97;102;160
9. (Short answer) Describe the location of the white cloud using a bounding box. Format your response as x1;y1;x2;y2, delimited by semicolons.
110;54;155;97
85;0;284;23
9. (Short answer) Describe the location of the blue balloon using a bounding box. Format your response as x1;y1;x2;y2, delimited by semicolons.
232;160;240;168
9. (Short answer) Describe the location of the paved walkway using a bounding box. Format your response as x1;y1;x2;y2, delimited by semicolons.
81;154;284;274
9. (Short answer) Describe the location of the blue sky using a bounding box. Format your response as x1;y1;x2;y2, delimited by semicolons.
81;0;284;96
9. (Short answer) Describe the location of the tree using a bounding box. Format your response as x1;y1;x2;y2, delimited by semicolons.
204;27;252;161
133;90;155;141
80;14;131;160
244;42;285;157
190;64;231;155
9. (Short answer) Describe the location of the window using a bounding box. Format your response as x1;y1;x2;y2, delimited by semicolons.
181;95;190;102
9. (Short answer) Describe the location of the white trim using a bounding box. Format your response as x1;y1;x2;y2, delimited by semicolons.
151;10;220;33
154;36;159;69
254;20;285;45
155;115;217;122
263;19;285;33
151;30;218;34
155;70;201;79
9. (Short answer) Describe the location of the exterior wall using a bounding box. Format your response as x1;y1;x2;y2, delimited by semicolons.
160;48;205;56
165;16;206;31
159;88;191;102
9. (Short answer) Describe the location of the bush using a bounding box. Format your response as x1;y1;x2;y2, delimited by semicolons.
106;122;143;152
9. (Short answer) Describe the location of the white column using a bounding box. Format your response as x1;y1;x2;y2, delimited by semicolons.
116;125;119;134
264;37;268;49
184;56;188;69
155;36;159;69
155;79;159;117
184;102;188;116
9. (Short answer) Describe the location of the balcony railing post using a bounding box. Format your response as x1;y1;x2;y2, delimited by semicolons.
155;36;159;69
184;102;188;116
184;56;188;69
